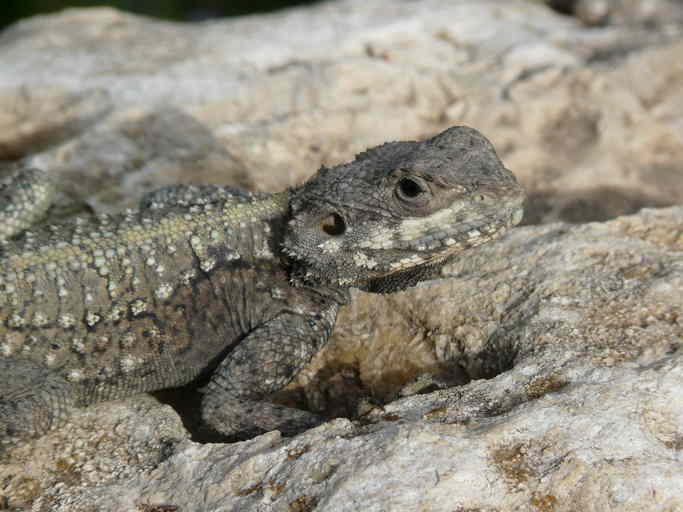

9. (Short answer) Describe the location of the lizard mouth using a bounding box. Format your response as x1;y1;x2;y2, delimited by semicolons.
380;204;524;274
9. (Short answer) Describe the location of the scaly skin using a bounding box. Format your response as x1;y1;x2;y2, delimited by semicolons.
0;126;525;443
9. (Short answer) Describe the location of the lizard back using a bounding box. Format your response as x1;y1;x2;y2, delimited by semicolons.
0;192;292;403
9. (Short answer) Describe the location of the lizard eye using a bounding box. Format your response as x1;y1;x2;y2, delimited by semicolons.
321;212;346;236
395;176;429;204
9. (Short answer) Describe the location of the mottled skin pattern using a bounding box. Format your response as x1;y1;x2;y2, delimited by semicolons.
0;126;525;444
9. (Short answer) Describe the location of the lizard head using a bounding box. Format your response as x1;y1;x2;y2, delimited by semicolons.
283;126;525;293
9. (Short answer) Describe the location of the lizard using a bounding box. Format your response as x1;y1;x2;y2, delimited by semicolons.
0;126;525;444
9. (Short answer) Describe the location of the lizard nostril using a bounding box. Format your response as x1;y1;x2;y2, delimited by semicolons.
321;212;346;236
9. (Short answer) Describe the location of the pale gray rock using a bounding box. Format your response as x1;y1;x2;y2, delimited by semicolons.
0;395;187;509
6;205;683;511
1;0;682;510
26;206;683;511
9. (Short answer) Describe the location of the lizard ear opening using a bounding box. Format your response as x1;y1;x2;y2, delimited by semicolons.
321;212;346;236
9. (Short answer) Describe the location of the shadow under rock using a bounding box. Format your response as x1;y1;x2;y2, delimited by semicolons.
153;318;521;442
152;363;370;443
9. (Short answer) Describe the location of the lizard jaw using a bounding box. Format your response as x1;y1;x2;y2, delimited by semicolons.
369;203;525;275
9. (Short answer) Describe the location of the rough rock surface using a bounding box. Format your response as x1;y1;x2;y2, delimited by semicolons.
15;206;683;511
0;0;682;510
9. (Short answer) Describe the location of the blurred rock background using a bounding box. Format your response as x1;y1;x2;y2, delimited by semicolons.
0;0;319;28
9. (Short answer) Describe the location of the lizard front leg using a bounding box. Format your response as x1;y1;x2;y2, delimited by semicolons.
201;304;339;439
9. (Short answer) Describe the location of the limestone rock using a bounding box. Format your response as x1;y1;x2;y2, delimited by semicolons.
24;206;683;511
0;0;682;510
0;395;188;509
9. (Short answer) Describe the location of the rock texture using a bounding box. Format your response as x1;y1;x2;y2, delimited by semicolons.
0;0;682;510
13;206;683;511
